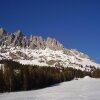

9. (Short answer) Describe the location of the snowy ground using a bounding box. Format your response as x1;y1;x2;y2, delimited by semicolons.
0;77;100;100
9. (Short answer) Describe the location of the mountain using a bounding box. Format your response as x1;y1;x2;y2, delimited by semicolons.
0;28;63;50
0;28;100;71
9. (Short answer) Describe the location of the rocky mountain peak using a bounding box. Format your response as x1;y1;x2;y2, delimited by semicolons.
0;28;7;37
0;28;64;50
14;30;24;38
46;37;64;50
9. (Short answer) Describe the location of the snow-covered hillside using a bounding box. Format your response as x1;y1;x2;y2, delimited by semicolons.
0;46;100;71
0;28;100;71
0;77;100;100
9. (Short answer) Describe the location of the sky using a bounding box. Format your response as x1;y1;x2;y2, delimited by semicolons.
0;0;100;63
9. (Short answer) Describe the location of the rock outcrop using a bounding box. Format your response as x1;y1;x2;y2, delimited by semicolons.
0;28;65;50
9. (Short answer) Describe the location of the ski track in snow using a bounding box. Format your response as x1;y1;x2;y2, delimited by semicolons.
0;77;100;100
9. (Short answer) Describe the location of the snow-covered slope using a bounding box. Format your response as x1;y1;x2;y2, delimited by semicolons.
0;28;100;71
0;77;100;100
0;46;100;71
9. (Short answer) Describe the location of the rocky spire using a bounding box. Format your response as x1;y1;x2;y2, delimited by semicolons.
14;30;24;38
0;28;7;37
46;37;64;50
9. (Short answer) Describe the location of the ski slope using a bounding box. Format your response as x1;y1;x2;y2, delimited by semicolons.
0;77;100;100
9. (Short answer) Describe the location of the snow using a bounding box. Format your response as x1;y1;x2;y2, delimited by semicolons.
18;60;48;66
82;76;91;80
0;46;100;71
0;77;100;100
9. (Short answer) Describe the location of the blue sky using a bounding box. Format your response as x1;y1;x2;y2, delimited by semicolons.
0;0;100;63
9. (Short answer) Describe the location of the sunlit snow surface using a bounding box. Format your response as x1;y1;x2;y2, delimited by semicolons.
0;46;100;71
0;77;100;100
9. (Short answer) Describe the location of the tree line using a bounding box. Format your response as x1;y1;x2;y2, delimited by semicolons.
0;60;100;92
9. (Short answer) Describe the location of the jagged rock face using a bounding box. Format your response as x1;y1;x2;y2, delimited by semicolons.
0;28;65;50
0;28;7;46
46;37;64;50
29;36;46;49
12;30;25;47
7;34;15;44
0;28;7;37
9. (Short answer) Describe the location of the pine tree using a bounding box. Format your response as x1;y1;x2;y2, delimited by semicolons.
0;67;4;92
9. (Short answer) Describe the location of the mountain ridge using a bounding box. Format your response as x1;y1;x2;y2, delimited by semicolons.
0;28;64;50
0;28;100;71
